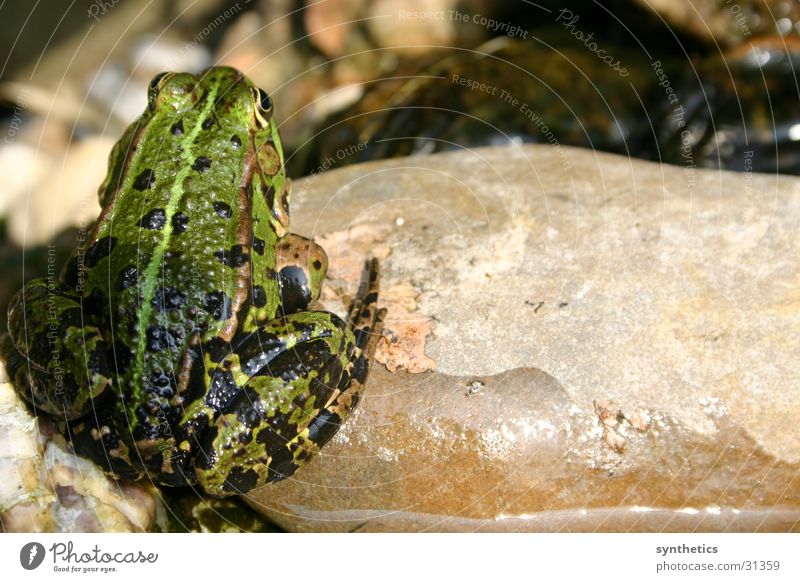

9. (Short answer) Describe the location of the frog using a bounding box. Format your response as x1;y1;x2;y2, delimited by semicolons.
1;66;385;497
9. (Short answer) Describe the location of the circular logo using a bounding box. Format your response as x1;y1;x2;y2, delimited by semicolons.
19;542;46;570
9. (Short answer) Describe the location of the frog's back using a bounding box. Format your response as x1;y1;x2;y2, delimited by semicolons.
73;69;275;444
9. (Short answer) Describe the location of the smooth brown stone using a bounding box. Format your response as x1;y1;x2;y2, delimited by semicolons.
246;144;800;531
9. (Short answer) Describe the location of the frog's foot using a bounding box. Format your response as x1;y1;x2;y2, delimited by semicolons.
194;260;384;497
276;233;328;313
340;258;386;395
68;413;150;483
3;278;112;419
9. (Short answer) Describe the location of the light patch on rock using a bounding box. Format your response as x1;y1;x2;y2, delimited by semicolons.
317;222;436;373
375;281;436;373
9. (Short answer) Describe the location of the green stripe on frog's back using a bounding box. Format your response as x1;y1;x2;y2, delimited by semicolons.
126;80;221;409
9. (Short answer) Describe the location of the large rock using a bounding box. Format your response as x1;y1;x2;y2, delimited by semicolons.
246;144;800;532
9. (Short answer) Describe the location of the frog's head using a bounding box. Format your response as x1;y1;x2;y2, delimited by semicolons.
146;66;290;236
147;66;275;136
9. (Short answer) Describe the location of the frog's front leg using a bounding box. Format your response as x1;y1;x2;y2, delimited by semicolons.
194;310;361;496
275;233;328;314
2;278;112;418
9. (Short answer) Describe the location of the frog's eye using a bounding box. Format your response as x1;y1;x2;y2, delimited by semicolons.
252;87;273;128
148;72;173;108
257;88;272;112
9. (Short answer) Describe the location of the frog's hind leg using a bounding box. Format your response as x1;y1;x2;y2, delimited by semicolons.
195;260;385;497
286;259;385;469
2;278;112;419
290;258;385;464
194;310;354;496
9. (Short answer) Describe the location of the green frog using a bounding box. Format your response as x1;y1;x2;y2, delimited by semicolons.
1;67;384;497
